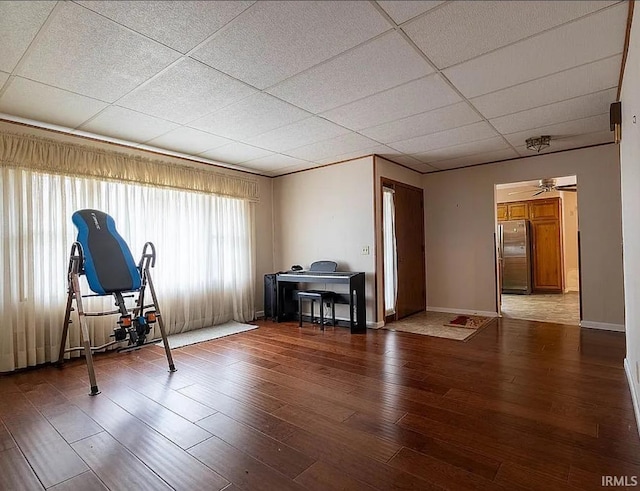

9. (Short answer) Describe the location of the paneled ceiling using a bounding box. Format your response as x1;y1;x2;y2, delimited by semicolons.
0;1;627;176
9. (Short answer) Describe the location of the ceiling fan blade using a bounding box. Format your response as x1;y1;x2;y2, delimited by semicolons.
556;185;577;191
508;188;538;195
558;188;577;192
532;190;545;196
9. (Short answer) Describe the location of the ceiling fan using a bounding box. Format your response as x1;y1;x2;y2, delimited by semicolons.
508;178;577;197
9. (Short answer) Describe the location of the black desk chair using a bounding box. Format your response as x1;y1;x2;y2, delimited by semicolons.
298;261;337;330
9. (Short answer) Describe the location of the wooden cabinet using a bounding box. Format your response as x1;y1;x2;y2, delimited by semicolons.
497;201;529;221
497;197;564;293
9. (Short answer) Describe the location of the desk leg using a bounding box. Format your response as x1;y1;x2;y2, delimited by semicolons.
349;288;355;330
352;275;366;334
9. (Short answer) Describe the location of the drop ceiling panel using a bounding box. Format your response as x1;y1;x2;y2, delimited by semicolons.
286;133;380;162
429;148;520;170
443;2;627;98
470;54;621;119
504;113;610;147
18;2;181;102
315;144;391;165
377;1;445;25
192;1;390;89
0;77;108;128
0;1;55;72
514;130;613;157
145;127;232;155
0;72;10;87
490;88;616;135
361;102;482;143
322;74;461;130
199;142;274;164
242;154;309;173
117;59;257;124
189;93;310;140
405;1;617;69
390;121;498;155
76;0;255;53
267;31;432;113
79;106;179;143
246;117;351;153
413;136;511;163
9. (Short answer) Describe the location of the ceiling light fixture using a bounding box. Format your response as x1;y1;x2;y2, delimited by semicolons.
525;135;551;153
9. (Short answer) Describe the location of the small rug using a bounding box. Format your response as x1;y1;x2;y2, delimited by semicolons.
158;321;257;349
444;315;492;329
383;311;494;341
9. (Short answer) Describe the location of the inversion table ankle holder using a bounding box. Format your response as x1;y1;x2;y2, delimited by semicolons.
57;209;176;395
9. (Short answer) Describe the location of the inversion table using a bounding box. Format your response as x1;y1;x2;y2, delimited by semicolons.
57;209;175;395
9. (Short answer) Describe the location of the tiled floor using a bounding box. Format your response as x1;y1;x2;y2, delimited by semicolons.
501;291;580;325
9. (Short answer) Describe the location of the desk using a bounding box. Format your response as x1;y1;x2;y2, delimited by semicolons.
275;271;366;334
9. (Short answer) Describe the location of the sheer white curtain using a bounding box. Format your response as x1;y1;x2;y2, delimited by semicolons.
0;167;255;372
383;187;398;316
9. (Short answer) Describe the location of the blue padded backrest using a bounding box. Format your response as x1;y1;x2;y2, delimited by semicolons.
72;209;141;294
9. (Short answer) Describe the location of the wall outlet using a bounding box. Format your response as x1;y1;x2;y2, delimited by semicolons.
361;245;370;255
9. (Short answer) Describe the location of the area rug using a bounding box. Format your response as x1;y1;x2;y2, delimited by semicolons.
157;321;258;349
383;311;495;341
444;314;492;330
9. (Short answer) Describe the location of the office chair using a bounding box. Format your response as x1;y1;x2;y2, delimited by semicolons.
297;260;337;330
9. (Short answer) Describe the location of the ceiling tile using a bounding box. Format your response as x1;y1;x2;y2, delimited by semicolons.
405;1;617;69
515;130;613;157
443;2;627;98
76;1;255;53
490;88;617;135
322;74;461;130
189;93;310;139
315;144;391;165
0;77;108;128
79;106;179;143
429;147;520;170
504;113;610;147
361;101;482;143
0;72;10;87
286;133;380;162
390;121;498;155
199;142;274;164
413;136;511;163
470;55;621;119
246;117;351;153
270;161;320;176
267;31;432;113
377;1;445;25
0;1;55;72
117;58;256;124
243;154;310;173
192;1;390;89
18;2;181;102
145;127;232;155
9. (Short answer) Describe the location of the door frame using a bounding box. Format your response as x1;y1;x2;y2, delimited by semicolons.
380;177;426;323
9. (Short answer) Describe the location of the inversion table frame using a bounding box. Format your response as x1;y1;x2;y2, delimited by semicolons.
58;212;175;395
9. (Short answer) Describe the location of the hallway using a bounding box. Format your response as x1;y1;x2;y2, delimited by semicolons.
501;292;580;325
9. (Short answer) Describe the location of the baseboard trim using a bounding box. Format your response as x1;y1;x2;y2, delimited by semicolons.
255;310;265;319
580;320;625;332
369;321;385;329
427;306;498;318
624;358;640;437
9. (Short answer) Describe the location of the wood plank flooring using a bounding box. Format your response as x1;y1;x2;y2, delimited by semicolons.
0;317;637;490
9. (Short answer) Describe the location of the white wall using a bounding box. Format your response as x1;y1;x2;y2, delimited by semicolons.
273;157;376;325
620;6;640;424
374;156;424;324
423;144;624;327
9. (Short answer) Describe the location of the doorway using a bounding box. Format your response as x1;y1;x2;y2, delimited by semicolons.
495;176;581;325
381;179;426;322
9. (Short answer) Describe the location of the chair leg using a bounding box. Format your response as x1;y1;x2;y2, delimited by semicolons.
298;296;303;327
311;300;314;326
320;299;325;331
331;297;335;327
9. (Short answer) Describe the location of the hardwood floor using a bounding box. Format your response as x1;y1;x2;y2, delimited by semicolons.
0;317;637;490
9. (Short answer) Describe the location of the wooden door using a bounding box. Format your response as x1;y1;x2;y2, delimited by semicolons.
394;183;426;319
531;219;563;292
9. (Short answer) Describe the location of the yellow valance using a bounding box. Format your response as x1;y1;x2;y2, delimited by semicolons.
0;131;259;201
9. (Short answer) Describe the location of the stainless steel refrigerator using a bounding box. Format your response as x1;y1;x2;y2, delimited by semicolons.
498;220;532;294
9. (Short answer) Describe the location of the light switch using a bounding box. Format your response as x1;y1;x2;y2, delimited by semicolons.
361;245;370;255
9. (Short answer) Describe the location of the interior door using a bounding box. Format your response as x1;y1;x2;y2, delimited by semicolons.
394;183;426;319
